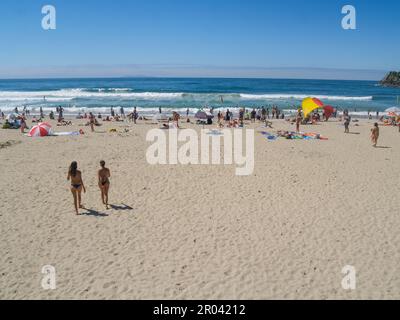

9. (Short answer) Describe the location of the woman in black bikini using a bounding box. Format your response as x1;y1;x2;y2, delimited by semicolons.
98;161;111;209
67;161;86;215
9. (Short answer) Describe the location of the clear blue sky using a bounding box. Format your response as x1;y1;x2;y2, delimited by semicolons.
0;0;399;79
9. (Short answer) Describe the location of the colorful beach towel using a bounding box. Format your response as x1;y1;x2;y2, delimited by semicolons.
260;131;278;141
303;132;328;140
52;131;81;136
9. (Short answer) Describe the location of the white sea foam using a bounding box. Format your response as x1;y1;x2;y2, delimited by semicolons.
0;90;184;101
0;89;373;103
239;93;373;101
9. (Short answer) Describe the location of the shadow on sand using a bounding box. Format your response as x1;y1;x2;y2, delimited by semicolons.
110;204;134;211
81;208;109;217
375;146;391;149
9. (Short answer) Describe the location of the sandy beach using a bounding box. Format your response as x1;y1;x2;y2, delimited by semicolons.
0;116;399;300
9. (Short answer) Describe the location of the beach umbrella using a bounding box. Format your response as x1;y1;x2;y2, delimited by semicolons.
28;122;52;137
302;97;324;118
323;105;335;119
195;110;214;120
6;113;17;122
385;107;400;113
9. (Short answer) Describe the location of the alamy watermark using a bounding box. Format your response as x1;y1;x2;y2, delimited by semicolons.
39;5;355;31
41;265;56;290
342;5;356;30
146;129;255;176
42;5;56;30
341;265;356;290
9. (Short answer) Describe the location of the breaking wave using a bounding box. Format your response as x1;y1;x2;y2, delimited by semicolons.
0;89;373;103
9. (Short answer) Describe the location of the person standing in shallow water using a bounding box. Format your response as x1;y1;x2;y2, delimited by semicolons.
98;161;111;209
67;162;86;215
371;123;380;147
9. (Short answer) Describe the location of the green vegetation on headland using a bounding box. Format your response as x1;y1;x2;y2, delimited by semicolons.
380;71;400;88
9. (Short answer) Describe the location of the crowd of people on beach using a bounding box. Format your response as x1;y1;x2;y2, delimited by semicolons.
1;103;400;136
1;103;400;134
1;103;399;215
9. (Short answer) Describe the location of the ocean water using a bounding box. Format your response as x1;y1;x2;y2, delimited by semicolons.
0;77;399;116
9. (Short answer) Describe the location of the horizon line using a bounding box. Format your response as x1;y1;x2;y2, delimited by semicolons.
0;75;384;82
0;65;390;81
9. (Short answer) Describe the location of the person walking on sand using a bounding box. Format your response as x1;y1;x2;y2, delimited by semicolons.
173;111;180;128
89;112;96;132
239;108;244;127
98;161;111;209
296;110;302;133
133;107;138;124
20;114;27;133
371;123;380;147
67;161;86;215
344;114;351;134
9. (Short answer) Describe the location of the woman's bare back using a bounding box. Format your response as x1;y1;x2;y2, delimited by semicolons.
69;170;83;185
98;168;111;186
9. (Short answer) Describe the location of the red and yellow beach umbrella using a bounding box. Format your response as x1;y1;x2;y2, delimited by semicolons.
323;105;335;119
28;122;53;137
302;97;324;118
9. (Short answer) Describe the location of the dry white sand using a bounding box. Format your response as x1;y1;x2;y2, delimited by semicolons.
0;117;399;300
